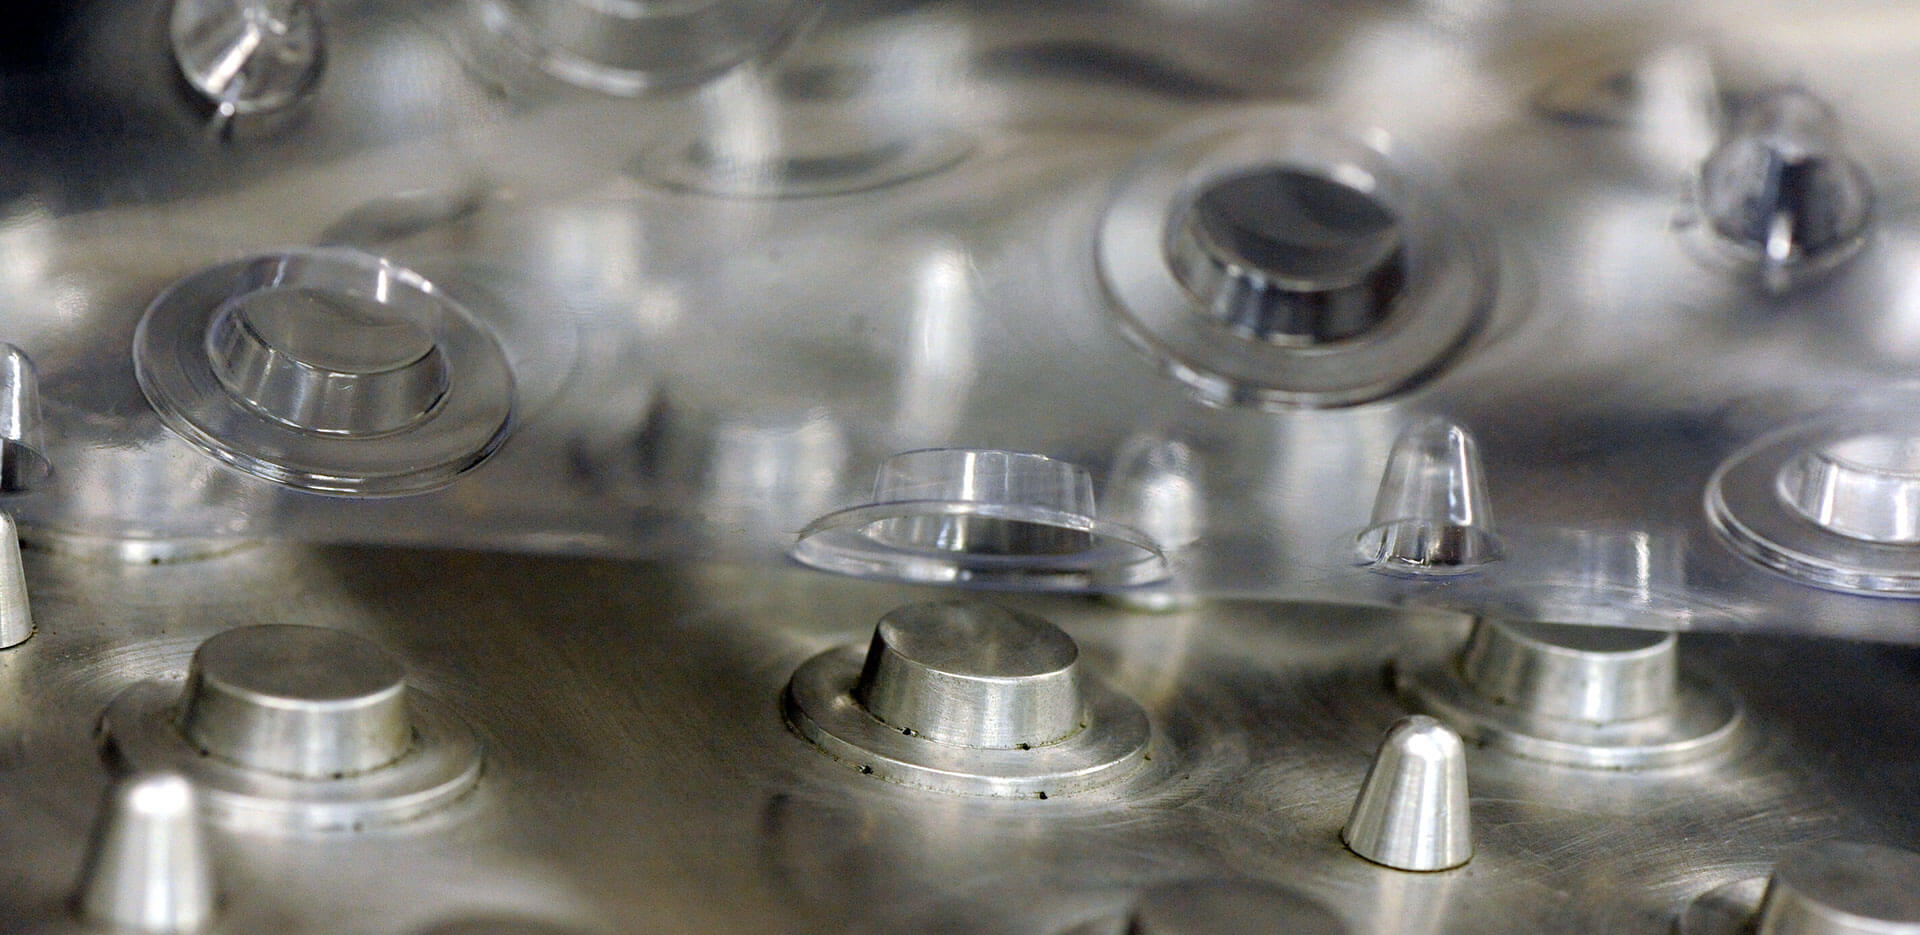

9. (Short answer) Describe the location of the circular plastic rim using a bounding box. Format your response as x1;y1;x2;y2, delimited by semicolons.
1394;658;1741;769
475;0;816;97
1096;108;1496;409
791;501;1168;589
783;645;1150;798
134;249;515;497
100;680;482;833
1706;416;1920;595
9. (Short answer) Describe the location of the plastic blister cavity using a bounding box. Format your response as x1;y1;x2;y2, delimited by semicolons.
1358;418;1500;576
790;448;1168;589
1097;108;1495;408
0;345;50;493
477;0;817;96
134;249;515;497
170;0;325;119
1688;88;1872;290
1708;408;1920;595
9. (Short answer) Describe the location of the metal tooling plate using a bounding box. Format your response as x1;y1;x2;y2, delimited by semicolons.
0;539;1911;933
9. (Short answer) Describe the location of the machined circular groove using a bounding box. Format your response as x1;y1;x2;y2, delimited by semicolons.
1096;108;1496;409
99;680;482;832
1708;417;1920;595
783;646;1150;798
1675;876;1768;935
1395;659;1741;769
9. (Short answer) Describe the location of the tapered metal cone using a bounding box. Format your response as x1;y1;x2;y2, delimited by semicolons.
0;344;50;493
1343;715;1473;871
1357;418;1500;575
73;773;217;933
0;512;31;649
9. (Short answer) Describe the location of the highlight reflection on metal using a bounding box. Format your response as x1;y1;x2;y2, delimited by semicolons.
1097;108;1495;408
0;512;33;649
783;601;1151;797
1062;880;1351;935
1358;418;1500;576
1398;618;1740;768
1707;408;1920;596
73;773;218;934
0;345;50;494
133;250;514;497
791;449;1168;589
1341;715;1472;872
99;624;482;832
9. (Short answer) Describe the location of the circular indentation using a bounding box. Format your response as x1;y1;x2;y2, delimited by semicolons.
100;630;482;832
1061;881;1349;935
791;449;1167;590
856;603;1083;749
1759;842;1920;934
180;625;412;779
1398;621;1738;769
784;604;1149;797
1098;108;1495;409
1677;876;1769;935
207;287;450;436
1460;619;1678;723
477;0;814;96
1777;435;1920;544
170;0;325;117
1707;415;1920;596
1169;167;1405;345
134;249;515;496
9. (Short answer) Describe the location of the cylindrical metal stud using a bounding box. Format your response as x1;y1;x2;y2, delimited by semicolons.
0;512;31;649
1459;619;1677;723
1342;715;1472;872
73;773;217;934
854;602;1084;749
1755;842;1920;935
178;625;412;779
0;343;50;493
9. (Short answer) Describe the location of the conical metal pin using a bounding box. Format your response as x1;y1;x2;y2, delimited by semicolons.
1698;88;1871;283
0;512;31;648
1343;715;1473;872
1358;418;1500;575
73;773;218;933
0;344;50;493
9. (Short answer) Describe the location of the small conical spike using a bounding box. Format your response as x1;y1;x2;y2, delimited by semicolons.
73;773;217;933
0;344;50;493
1698;88;1871;280
1357;418;1500;575
1343;715;1473;872
0;512;30;648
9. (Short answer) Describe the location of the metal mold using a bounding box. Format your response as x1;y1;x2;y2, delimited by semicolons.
1341;715;1472;872
783;601;1150;797
99;625;482;833
73;773;218;934
133;250;515;497
0;512;33;649
0;345;50;494
1677;844;1920;935
1096;107;1496;409
791;449;1168;590
1399;618;1741;768
1060;881;1350;935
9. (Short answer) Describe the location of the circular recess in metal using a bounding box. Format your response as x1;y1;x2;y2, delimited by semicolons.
476;0;816;96
791;448;1168;589
134;249;515;496
1757;842;1920;935
99;626;482;832
1706;414;1920;596
1059;880;1349;935
1677;876;1770;935
1398;619;1740;769
1097;107;1495;409
170;0;325;118
783;602;1150;798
